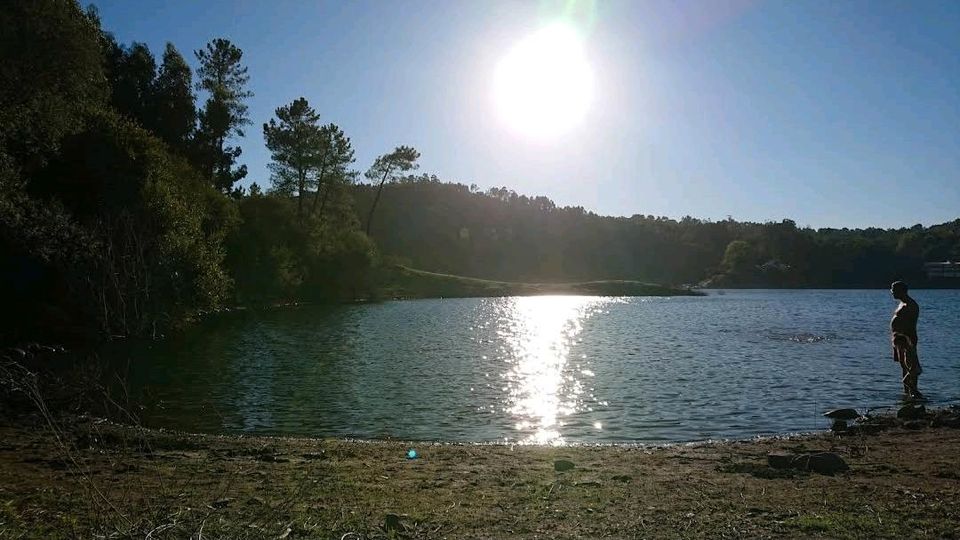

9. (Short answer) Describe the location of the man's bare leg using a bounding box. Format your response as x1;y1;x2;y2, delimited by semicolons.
896;347;911;394
904;347;923;399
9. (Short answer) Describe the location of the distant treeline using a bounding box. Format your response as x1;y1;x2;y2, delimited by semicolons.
2;2;958;347
353;176;960;289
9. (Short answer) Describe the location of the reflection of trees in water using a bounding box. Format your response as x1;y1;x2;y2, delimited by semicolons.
226;306;364;434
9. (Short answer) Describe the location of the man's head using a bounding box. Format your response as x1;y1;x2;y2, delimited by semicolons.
891;281;909;301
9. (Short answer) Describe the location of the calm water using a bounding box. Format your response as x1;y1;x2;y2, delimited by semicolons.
104;290;960;444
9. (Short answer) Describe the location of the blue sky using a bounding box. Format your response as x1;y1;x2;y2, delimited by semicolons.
93;0;959;229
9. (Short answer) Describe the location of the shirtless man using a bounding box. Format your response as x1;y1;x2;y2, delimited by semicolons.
890;281;922;399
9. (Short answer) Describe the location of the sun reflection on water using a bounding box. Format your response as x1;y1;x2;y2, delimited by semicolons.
495;296;612;444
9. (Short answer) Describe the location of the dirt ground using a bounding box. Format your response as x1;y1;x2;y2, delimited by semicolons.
0;411;958;539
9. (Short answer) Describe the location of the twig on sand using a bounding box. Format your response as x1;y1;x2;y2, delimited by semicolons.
145;522;176;539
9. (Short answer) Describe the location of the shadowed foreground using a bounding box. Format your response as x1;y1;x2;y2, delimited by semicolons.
1;415;958;539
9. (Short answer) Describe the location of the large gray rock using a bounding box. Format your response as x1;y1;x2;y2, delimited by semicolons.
933;414;960;429
766;451;849;475
791;452;849;475
897;404;926;420
902;420;927;430
767;452;795;469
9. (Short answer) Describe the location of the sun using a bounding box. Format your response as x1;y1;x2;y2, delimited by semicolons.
493;23;594;139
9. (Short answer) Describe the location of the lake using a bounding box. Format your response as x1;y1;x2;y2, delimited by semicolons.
104;290;960;444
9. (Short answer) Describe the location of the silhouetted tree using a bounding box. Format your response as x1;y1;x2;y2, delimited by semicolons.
153;43;195;154
364;146;419;235
104;41;157;130
194;38;252;194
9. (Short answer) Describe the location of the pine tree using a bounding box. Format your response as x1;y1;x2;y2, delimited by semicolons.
153;43;195;154
194;38;252;194
364;146;419;235
311;123;355;220
263;97;322;220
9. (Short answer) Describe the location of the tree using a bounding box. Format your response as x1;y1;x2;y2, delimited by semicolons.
721;240;756;274
263;97;322;220
194;38;252;194
104;41;157;130
311;123;356;220
0;0;107;173
364;146;419;235
153;43;195;154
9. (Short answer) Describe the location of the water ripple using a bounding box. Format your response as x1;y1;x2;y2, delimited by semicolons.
103;290;960;444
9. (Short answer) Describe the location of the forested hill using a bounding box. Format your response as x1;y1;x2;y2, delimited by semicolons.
353;176;960;288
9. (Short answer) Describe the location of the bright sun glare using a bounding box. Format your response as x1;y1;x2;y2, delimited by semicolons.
493;23;593;139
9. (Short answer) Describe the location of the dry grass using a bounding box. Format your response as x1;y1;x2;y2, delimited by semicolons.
1;415;959;539
2;357;958;539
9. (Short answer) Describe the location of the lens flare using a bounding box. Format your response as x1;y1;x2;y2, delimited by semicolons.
493;23;594;139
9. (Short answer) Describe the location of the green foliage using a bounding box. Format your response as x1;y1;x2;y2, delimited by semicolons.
29;111;236;336
0;1;244;345
226;195;305;302
721;240;755;273
0;0;388;345
225;195;378;304
311;123;356;220
0;0;107;172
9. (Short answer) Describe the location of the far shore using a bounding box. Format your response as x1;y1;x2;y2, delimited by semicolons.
1;406;958;538
376;265;702;300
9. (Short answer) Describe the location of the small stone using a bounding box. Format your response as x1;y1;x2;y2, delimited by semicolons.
211;497;233;508
554;460;575;472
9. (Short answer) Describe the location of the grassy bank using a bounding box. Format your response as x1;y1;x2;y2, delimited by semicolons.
377;265;701;300
1;410;958;539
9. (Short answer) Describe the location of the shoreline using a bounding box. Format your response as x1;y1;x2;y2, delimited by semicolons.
376;265;702;300
2;407;958;538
